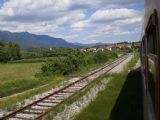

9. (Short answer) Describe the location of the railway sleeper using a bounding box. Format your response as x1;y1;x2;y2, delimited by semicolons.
36;103;54;107
52;94;67;97
67;86;82;90
31;105;50;110
61;90;75;94
49;96;65;100
73;84;86;87
63;88;80;92
28;107;45;112
57;92;72;96
15;113;35;119
49;96;64;99
43;100;61;104
22;110;43;115
9;116;27;120
47;98;63;101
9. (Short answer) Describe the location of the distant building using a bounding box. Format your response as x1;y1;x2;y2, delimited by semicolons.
132;41;141;48
116;43;132;49
80;48;97;52
97;48;104;52
79;41;137;52
80;48;87;52
102;44;116;51
87;48;97;52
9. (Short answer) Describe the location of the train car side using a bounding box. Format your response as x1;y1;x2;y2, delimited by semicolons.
142;0;160;120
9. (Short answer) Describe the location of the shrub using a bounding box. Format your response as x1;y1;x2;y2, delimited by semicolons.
0;40;21;62
41;51;118;76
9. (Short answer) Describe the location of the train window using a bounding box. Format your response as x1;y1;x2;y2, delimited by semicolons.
146;10;159;111
141;37;145;67
147;25;157;54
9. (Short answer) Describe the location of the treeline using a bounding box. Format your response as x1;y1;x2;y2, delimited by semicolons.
41;50;118;76
22;47;74;59
0;40;21;62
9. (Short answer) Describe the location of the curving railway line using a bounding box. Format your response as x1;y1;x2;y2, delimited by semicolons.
0;54;132;120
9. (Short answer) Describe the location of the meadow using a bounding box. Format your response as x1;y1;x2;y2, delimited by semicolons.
74;52;141;120
0;51;117;98
43;52;139;120
0;48;130;110
0;62;44;97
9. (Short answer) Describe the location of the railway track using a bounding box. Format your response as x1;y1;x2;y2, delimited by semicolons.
0;54;131;120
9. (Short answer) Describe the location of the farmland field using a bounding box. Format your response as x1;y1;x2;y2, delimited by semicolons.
0;62;44;98
0;50;124;110
0;63;42;81
0;51;119;98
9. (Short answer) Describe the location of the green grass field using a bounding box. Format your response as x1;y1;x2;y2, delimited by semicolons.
74;52;141;120
74;70;143;120
9;57;59;63
0;62;68;110
0;63;43;97
0;63;42;81
0;58;114;98
74;74;127;120
0;57;117;110
0;52;126;110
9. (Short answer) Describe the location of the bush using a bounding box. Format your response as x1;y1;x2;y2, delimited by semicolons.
41;50;118;76
93;52;108;63
0;40;21;62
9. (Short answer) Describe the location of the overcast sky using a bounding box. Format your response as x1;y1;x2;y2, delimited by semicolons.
0;0;144;44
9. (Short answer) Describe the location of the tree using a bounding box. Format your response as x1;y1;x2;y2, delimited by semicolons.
0;40;21;62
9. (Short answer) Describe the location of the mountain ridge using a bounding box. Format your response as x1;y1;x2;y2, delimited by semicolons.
0;31;109;48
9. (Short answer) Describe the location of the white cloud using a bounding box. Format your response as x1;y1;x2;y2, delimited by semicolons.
90;8;141;23
71;20;90;32
114;17;142;26
97;0;144;5
0;21;59;34
70;8;143;37
0;0;143;22
91;25;134;37
0;0;144;43
0;0;91;22
0;0;87;34
56;11;86;26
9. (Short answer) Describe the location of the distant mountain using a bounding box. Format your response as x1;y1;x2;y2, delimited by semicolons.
0;31;110;48
0;31;75;48
71;42;111;48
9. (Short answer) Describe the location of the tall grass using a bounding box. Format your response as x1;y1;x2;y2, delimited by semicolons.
0;52;127;111
0;63;42;81
0;63;42;97
73;52;140;120
8;57;58;63
0;54;119;110
43;53;134;119
0;76;66;110
74;74;126;120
